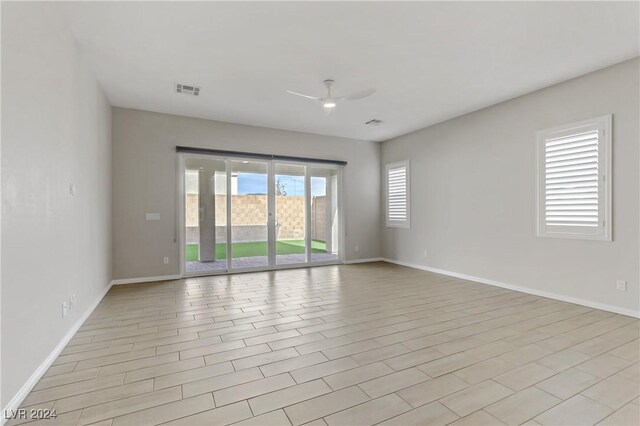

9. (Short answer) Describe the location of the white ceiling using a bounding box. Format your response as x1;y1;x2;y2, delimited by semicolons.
59;1;639;142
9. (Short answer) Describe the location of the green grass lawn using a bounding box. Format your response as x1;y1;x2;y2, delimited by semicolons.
186;240;327;261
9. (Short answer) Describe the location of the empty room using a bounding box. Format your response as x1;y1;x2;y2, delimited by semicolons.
1;1;639;425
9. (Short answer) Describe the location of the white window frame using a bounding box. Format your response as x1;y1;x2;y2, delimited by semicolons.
385;160;411;228
536;115;612;241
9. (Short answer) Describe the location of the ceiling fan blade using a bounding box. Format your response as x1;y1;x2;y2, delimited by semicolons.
285;90;321;100
344;88;376;101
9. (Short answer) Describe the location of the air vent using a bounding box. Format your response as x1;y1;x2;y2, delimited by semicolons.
365;119;382;126
176;84;200;96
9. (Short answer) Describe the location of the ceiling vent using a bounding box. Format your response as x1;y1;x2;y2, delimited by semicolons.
176;84;200;96
365;119;383;126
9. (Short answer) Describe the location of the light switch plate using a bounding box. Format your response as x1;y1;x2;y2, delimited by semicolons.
616;280;627;292
146;213;161;221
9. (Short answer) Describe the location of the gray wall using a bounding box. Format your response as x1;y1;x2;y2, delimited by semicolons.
1;2;112;408
112;108;381;279
381;58;639;314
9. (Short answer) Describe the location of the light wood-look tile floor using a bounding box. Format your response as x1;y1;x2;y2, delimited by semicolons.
10;262;640;426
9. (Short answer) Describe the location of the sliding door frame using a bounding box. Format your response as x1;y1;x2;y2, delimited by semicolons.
179;152;232;277
179;153;344;278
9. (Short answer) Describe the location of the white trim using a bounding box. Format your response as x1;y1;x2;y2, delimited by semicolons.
110;275;181;285
1;282;113;425
344;257;384;264
381;258;639;319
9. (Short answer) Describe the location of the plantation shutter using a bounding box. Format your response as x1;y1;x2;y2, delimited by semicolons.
386;161;410;228
537;115;611;240
544;130;600;227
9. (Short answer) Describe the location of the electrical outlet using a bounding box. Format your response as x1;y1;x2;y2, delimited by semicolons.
355;245;360;253
62;301;68;318
68;183;76;196
424;250;428;257
616;280;627;292
163;256;169;264
70;294;76;309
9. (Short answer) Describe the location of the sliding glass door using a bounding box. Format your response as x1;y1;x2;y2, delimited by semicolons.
181;154;342;275
275;163;307;266
309;164;340;263
230;159;270;269
183;157;227;274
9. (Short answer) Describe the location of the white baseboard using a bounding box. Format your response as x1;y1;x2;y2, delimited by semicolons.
344;257;383;264
1;281;113;425
110;274;181;285
382;258;640;319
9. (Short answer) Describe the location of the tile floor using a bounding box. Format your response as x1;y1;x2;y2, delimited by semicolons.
8;262;639;425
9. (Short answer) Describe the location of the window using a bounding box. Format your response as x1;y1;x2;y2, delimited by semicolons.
386;160;410;228
537;115;611;240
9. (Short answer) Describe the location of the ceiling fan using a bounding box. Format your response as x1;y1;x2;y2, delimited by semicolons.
286;79;375;113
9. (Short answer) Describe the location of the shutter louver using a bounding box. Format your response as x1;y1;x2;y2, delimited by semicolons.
544;130;599;228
